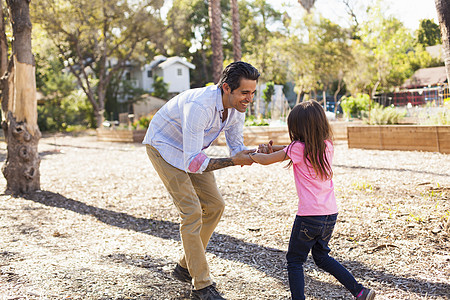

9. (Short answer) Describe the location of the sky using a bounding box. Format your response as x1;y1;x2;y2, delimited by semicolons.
269;0;439;31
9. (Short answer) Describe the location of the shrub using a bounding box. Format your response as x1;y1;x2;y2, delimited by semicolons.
38;90;93;132
365;103;406;125
245;115;269;126
340;93;371;119
132;115;152;130
152;76;169;100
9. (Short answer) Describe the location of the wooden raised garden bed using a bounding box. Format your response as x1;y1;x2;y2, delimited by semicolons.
96;129;146;143
214;122;349;146
96;122;351;146
347;125;450;154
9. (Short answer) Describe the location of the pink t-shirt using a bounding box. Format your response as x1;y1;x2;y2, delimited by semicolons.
284;140;338;216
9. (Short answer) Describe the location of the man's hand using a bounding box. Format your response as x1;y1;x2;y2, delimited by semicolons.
204;149;256;172
232;149;256;166
257;140;274;154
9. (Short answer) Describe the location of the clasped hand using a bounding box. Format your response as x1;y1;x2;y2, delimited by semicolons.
257;140;274;154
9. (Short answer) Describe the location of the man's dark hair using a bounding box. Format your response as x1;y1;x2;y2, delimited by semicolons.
217;61;260;93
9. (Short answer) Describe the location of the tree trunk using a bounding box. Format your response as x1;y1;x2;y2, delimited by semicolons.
1;0;40;194
231;0;241;61
334;77;342;114
435;0;450;233
435;0;450;84
209;0;223;84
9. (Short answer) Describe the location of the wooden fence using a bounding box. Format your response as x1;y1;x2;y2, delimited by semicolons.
347;125;450;154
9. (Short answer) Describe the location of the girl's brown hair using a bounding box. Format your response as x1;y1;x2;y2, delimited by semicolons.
286;101;333;180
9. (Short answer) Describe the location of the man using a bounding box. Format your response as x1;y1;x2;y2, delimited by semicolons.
143;61;260;300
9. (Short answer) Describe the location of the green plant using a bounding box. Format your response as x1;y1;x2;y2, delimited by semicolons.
245;115;269;126
152;75;169;100
340;93;371;119
365;103;406;125
263;81;275;117
132;115;152;130
37;90;93;132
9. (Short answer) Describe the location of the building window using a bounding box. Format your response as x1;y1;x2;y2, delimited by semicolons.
125;72;131;80
177;68;182;76
147;70;152;78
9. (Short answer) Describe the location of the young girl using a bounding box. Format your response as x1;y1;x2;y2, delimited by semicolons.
249;101;375;300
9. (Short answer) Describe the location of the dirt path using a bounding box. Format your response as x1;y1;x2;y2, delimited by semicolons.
0;133;449;299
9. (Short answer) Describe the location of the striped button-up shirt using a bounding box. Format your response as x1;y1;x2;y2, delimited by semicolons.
142;85;248;173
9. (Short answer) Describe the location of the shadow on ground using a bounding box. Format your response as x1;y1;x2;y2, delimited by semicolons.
16;190;450;298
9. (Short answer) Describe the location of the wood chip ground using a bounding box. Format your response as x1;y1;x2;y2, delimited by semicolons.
0;132;449;299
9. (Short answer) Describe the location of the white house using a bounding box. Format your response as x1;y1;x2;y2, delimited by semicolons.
126;55;195;95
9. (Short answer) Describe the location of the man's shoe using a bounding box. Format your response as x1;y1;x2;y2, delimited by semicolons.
356;288;376;300
172;264;192;283
191;284;225;300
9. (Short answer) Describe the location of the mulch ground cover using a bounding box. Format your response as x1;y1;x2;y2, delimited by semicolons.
0;132;449;299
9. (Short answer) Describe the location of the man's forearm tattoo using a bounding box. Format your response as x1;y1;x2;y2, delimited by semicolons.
204;158;234;172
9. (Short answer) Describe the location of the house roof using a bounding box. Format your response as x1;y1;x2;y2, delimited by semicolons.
402;66;448;88
158;56;195;70
148;55;195;70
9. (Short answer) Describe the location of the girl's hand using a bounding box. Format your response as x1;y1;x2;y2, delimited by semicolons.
258;140;274;153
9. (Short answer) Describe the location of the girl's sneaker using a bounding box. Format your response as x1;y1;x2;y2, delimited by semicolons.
356;288;376;300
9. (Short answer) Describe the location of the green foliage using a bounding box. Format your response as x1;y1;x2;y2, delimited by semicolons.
340;93;371;119
132;115;152;130
263;81;275;104
239;0;284;82
262;81;275;117
152;76;169;100
38;90;94;132
344;3;429;95
364;103;406;125
416;19;441;46
32;0;165;126
244;115;269;126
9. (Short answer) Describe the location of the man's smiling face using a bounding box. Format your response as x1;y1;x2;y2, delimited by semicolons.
222;79;257;113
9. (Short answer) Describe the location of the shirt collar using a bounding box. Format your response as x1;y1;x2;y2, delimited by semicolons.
215;85;224;112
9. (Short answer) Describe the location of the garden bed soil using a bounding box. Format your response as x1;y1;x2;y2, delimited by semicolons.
0;132;449;299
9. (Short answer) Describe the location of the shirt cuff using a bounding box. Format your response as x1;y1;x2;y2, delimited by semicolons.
188;153;210;173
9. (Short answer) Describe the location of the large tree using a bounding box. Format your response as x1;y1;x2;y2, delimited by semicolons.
209;0;224;83
32;0;164;127
435;0;450;84
416;19;442;46
165;0;212;86
1;0;41;193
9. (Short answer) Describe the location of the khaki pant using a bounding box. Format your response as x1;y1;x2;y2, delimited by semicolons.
146;145;225;290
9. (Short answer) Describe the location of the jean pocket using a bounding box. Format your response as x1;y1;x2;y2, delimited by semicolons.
322;224;335;242
298;222;322;242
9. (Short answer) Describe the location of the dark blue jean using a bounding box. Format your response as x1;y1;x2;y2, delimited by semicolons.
286;214;363;300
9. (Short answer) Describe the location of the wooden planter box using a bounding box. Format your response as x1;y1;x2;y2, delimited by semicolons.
96;129;146;143
214;122;349;146
347;125;450;154
96;121;351;146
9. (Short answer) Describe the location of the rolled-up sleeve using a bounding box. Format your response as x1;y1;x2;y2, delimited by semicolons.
224;112;248;156
181;102;211;173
